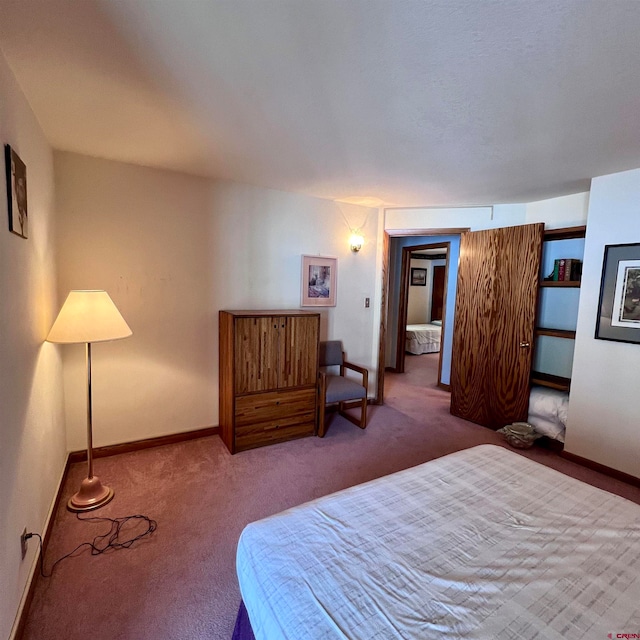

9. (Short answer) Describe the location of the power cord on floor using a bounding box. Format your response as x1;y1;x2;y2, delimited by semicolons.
26;513;158;578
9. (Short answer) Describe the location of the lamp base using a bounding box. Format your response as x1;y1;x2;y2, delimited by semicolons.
67;475;114;512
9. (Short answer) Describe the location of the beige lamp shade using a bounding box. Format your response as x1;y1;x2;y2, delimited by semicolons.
47;290;132;344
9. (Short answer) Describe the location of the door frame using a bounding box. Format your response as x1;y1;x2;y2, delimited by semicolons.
376;227;469;405
395;241;450;378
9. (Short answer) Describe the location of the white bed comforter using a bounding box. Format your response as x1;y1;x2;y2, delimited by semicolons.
405;323;441;354
237;445;640;640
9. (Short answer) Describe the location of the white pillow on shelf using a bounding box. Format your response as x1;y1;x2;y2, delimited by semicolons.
528;386;569;441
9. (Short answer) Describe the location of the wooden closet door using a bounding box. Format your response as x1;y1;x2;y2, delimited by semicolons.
450;223;543;429
450;229;499;426
279;315;319;388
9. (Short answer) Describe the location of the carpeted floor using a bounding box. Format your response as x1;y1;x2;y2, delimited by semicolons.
22;353;640;639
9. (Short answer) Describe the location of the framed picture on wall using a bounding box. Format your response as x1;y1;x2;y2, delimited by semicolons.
301;255;337;306
4;145;28;239
595;242;640;344
410;267;427;286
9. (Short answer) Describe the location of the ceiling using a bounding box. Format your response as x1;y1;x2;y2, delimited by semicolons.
1;0;640;207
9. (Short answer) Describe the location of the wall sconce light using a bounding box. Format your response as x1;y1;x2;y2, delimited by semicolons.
349;230;364;253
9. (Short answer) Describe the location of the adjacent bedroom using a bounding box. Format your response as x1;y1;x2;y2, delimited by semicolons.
405;249;446;357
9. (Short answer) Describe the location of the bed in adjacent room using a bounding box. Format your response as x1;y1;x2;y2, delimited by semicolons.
405;320;442;354
236;444;640;640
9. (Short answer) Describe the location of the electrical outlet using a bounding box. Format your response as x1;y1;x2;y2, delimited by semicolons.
20;528;28;560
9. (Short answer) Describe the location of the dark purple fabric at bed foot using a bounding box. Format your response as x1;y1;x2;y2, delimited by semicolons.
232;601;256;640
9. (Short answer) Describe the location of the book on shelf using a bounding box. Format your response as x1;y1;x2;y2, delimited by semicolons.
570;259;582;281
549;258;582;282
558;258;566;281
563;258;583;281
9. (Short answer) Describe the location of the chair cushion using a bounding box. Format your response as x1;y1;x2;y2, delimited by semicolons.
325;374;366;403
319;341;343;367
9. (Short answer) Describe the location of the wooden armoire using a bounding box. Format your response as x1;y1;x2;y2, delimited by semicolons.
219;310;320;453
450;223;544;429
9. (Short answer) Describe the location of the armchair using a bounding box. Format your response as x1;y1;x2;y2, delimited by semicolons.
317;340;368;438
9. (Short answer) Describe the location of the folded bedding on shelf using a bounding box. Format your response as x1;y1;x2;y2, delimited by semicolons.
528;385;569;442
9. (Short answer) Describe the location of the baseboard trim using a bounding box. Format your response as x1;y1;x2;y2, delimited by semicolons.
560;450;640;488
68;426;220;463
437;382;451;392
11;454;72;640
13;425;219;639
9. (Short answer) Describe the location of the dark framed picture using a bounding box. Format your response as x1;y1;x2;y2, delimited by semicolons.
5;145;28;239
410;267;427;286
595;243;640;344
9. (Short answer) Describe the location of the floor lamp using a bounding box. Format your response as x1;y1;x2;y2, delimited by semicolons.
47;290;132;512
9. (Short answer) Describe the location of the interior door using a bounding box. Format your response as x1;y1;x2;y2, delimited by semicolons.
431;266;445;320
450;223;543;429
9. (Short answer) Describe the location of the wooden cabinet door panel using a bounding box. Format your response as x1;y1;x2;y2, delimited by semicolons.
451;223;543;429
234;317;279;394
280;315;319;388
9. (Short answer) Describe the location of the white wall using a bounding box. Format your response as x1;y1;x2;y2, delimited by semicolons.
0;52;65;640
565;168;640;476
385;205;521;231
525;192;589;228
54;153;216;451
54;152;379;451
407;258;429;324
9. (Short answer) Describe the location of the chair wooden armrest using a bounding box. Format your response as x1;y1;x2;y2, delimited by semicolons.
342;361;369;394
343;360;368;379
317;371;327;437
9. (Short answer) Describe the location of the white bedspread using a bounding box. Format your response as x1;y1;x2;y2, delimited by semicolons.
405;323;441;354
237;445;640;640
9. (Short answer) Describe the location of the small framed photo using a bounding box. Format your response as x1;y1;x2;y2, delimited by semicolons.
410;267;427;286
301;255;337;307
5;145;28;239
595;243;640;344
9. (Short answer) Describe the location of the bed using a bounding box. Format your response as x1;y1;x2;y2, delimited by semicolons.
405;321;442;354
236;444;640;640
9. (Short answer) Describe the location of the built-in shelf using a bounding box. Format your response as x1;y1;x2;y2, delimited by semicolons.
543;225;587;241
531;371;571;392
540;280;581;288
535;328;576;339
532;225;586;393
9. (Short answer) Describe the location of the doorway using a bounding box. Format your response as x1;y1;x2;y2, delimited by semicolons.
376;228;468;405
394;243;450;381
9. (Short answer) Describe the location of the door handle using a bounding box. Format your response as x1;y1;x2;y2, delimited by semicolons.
520;342;530;348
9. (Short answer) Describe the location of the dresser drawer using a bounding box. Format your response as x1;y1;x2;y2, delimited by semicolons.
235;388;316;427
235;414;315;451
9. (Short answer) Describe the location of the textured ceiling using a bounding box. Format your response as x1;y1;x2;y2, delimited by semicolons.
1;0;640;206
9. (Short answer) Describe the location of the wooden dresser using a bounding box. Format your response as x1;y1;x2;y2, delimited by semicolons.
219;310;320;453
